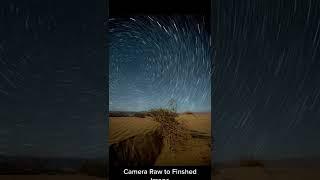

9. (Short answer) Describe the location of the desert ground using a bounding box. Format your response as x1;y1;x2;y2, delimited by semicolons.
109;112;211;166
213;166;320;180
0;174;105;180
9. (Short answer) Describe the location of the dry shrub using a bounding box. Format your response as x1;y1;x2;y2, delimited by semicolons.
147;108;178;121
147;108;191;154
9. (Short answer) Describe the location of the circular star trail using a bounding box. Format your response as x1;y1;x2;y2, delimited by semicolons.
109;16;212;112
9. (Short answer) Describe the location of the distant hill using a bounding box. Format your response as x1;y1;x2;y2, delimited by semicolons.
109;111;150;118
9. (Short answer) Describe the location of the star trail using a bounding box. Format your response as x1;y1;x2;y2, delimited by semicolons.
0;1;106;158
213;0;320;162
109;16;212;112
1;0;320;169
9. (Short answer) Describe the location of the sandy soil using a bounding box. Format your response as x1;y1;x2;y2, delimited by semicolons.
213;167;320;180
109;112;211;166
0;174;104;180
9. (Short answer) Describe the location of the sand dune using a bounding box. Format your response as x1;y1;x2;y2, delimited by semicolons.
109;116;163;166
109;112;211;166
109;117;160;144
177;113;211;136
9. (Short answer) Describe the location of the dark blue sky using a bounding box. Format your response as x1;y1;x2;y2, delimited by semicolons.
1;0;320;165
213;0;320;162
0;1;107;158
109;16;212;112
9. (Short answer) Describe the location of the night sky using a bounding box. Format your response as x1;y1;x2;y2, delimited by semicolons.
1;0;320;165
0;1;107;158
213;0;320;162
109;16;212;112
